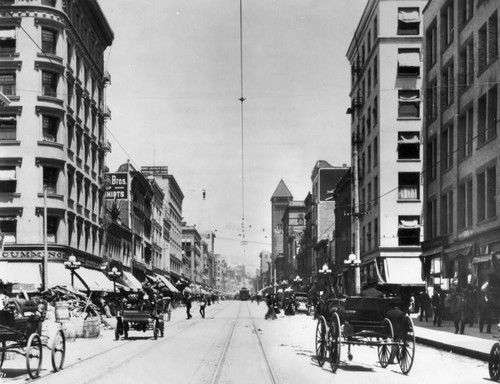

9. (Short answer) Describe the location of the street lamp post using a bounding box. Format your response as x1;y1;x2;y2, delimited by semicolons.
344;253;361;295
108;267;121;294
64;255;81;288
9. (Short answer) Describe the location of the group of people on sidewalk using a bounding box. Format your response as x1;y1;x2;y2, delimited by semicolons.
415;285;494;335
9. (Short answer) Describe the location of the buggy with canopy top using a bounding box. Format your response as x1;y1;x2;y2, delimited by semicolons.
312;272;415;375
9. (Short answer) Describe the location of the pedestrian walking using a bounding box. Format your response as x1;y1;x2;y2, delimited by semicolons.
184;292;192;319
164;296;172;322
465;285;476;327
431;288;443;327
199;294;207;318
419;290;431;322
479;284;492;333
450;290;466;334
264;294;277;320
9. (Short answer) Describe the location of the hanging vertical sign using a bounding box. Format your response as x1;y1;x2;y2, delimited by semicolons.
105;173;128;200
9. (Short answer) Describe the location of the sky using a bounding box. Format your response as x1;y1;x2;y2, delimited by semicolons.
98;0;367;273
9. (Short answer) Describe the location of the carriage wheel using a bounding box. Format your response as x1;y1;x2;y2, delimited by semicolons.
0;340;5;370
398;315;415;375
26;333;43;379
51;330;66;372
489;342;500;381
328;312;341;373
378;318;394;368
315;316;327;367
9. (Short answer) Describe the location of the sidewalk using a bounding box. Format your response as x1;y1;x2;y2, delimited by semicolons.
413;315;498;361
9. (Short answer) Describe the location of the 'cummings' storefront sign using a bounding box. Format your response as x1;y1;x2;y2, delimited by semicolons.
1;250;67;260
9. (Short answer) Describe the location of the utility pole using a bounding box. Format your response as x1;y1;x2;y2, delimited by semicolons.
43;185;48;291
352;134;362;296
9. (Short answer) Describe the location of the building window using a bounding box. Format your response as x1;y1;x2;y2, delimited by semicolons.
42;71;58;97
440;2;454;48
458;0;473;28
0;217;16;243
440;190;453;235
458;106;473;161
398;8;420;35
426;198;438;239
397;48;420;76
43;166;59;193
41;0;57;6
47;216;59;243
442;60;454;107
0;28;16;54
398;216;420;246
373;55;378;85
373;97;378;126
440;123;454;172
0;166;16;193
374;176;378;206
478;12;498;73
477;165;496;222
458;41;474;94
398;172;420;200
42;115;59;142
41;28;57;55
0;115;16;140
426;78;438;124
398;90;420;118
457;178;473;229
478;85;497;145
0;73;15;96
373;136;378;166
426;136;438;181
397;132;420;160
426;21;437;67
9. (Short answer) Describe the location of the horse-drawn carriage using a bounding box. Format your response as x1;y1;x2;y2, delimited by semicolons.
312;270;415;376
0;298;66;379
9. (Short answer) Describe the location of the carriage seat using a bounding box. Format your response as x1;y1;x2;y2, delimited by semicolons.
7;298;39;317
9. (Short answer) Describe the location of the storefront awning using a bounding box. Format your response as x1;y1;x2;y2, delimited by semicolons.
381;257;424;286
154;273;179;293
0;261;42;288
122;271;143;291
47;263;114;292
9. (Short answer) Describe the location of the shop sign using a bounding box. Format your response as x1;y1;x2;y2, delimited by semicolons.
1;250;67;260
105;173;128;200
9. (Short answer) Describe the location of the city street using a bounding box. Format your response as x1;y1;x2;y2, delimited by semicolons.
0;301;491;383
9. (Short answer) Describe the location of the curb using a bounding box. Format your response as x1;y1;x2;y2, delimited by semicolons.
416;335;490;362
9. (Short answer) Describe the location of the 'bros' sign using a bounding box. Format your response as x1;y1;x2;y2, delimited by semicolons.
105;173;128;200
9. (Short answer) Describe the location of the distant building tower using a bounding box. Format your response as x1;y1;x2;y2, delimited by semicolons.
270;179;293;283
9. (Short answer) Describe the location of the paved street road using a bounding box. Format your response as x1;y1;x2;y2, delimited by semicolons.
2;301;491;383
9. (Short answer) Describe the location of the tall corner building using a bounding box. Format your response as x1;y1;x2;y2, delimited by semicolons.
346;0;427;289
422;0;500;291
270;179;293;283
0;1;114;286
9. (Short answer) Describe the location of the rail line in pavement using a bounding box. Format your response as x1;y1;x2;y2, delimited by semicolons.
209;301;278;384
35;301;233;384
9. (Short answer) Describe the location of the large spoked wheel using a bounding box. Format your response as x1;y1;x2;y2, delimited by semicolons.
26;333;43;379
489;342;500;381
0;340;6;370
398;315;415;375
315;316;327;367
51;329;66;372
328;312;342;373
378;318;394;368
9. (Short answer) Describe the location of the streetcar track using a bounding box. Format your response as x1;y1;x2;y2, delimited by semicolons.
35;301;232;383
209;301;278;384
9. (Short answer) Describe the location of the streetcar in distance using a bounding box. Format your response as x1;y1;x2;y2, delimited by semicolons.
239;287;250;301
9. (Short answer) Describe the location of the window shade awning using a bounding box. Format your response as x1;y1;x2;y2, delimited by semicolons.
398;10;420;23
0;169;15;180
398;133;420;144
399;93;419;101
0;29;15;40
398;52;420;67
399;220;420;229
